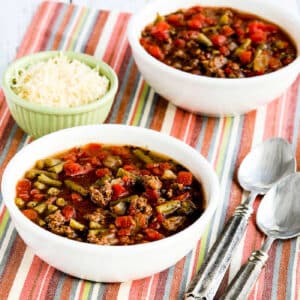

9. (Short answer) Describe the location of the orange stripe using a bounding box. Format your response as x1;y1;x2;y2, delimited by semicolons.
85;11;109;55
169;257;187;299
129;277;151;299
102;14;127;65
148;96;169;131
0;236;27;299
51;5;75;50
39;267;57;299
20;257;45;299
59;276;73;300
277;242;291;300
16;2;50;57
199;118;216;158
103;283;120;300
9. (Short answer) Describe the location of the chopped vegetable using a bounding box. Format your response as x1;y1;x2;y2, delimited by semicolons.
140;6;296;78
15;143;205;245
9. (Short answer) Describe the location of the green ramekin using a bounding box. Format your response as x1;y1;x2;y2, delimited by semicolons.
2;51;119;138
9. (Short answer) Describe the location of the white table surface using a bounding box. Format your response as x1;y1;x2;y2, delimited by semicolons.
1;0;299;80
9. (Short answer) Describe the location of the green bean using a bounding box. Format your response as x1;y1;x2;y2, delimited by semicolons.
38;174;62;187
56;197;66;207
36;160;45;169
133;149;153;164
219;13;229;25
64;180;88;196
89;221;102;229
198;33;213;47
48;162;64;174
26;169;58;180
47;187;61;196
27;201;38;208
44;158;62;167
156;200;181;215
109;195;138;206
47;204;58;213
34;203;47;214
94;175;111;186
33;181;47;190
88;229;108;235
37;218;46;226
15;197;25;208
253;49;269;72
103;155;122;169
70;218;85;231
234;38;252;56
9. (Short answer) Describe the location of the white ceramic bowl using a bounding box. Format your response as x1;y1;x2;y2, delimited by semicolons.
127;0;300;116
1;124;219;282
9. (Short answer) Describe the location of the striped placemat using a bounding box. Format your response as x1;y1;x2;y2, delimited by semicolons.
0;2;299;299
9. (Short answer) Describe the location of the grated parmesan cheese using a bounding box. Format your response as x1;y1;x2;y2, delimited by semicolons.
11;54;110;108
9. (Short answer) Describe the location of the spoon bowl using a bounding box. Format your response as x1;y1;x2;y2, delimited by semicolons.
238;138;296;194
257;173;300;239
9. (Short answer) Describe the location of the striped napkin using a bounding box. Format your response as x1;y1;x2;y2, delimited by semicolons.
0;2;299;299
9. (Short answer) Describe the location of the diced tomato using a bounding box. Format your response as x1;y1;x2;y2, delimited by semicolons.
205;16;217;26
269;57;281;69
83;143;102;156
111;146;131;158
16;179;31;201
159;162;172;170
145;188;160;201
115;216;135;228
123;164;136;171
239;50;252;64
17;179;31;194
156;213;165;223
117;228;132;236
95;167;111;177
62;205;75;220
222;25;235;37
248;21;277;34
173;38;186;48
64;162;93;176
147;44;164;60
140;169;151;176
22;209;38;221
219;45;230;56
177;171;193;185
150;21;170;41
144;228;164;241
70;193;83;203
32;193;45;201
166;14;183;26
250;30;267;43
211;34;227;46
64;162;82;176
112;184;127;199
63;148;78;162
187;17;204;29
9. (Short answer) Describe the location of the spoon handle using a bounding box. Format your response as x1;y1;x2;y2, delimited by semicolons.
185;196;255;300
220;249;269;300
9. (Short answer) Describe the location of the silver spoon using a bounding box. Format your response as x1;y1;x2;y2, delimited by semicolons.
221;172;300;299
185;138;296;300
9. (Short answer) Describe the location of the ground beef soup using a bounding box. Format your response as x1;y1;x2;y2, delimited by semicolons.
15;143;205;245
140;6;297;78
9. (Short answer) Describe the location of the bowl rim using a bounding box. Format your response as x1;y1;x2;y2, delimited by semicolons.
127;0;300;85
1;51;119;115
1;124;219;253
